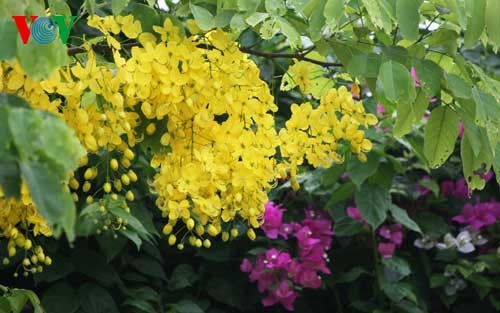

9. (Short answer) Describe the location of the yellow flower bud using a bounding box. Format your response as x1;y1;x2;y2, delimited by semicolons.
24;239;32;250
121;174;130;186
114;179;122;192
146;123;156;135
103;182;112;193
162;224;173;235
186;218;195;230
195;224;205;236
44;256;52;266
126;190;134;202
86;195;94;204
247;228;256;241
30;255;38;264
83;181;91;192
230;228;239;238
203;239;211;248
221;232;229;242
110;159;119;171
128;170;138;182
124;148;135;160
84;168;94;180
168;234;177;246
207;224;218;237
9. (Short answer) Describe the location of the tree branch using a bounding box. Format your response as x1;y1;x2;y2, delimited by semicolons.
67;43;343;67
239;46;342;67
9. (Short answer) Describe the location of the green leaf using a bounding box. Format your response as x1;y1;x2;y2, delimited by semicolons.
72;249;122;287
355;183;391;228
464;0;486;48
335;266;369;283
415;212;448;237
445;73;472;99
324;0;344;28
485;0;500;50
389;205;422;233
16;36;68;80
347;151;381;187
424;106;460;168
378;61;416;103
394;90;429;137
382;256;411;278
6;290;29;313
265;0;286;16
170;264;199;290
494;144;500;186
413;59;442;97
20;161;76;240
214;10;235;28
276;17;301;48
333;217;365;236
96;232;127;262
461;129;492;190
48;0;71;16
123;299;156;313
42;282;79;313
396;0;423;41
9;109;85;175
237;0;261;12
448;0;467;28
130;256;167;281
111;0;129;15
127;3;160;33
361;0;394;32
78;283;119;313
246;12;269;26
308;0;326;42
174;300;204;313
417;178;439;197
259;18;280;39
0;18;18;60
347;53;382;79
472;88;500;150
0;160;21;199
190;3;215;31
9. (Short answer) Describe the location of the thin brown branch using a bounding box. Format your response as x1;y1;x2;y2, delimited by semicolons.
67;42;343;67
67;42;141;56
239;46;342;67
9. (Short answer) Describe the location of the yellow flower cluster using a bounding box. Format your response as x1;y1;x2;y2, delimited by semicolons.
0;15;377;252
279;87;378;189
109;20;281;243
0;186;52;276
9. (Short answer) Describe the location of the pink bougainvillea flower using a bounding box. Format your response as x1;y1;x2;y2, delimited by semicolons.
240;259;253;273
453;201;500;230
458;122;464;139
376;103;386;115
378;242;396;259
241;206;334;311
347;206;364;223
378;224;404;246
454;178;470;200
411;67;421;87
262;201;285;239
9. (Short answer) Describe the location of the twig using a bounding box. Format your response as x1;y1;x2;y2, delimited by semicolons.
239;47;342;67
67;42;343;67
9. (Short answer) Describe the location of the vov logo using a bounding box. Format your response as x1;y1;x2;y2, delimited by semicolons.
12;16;77;45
